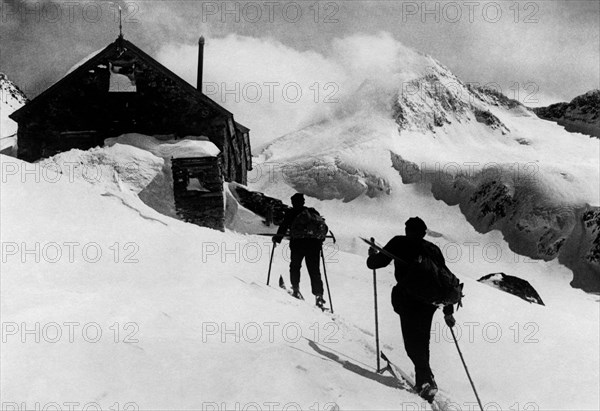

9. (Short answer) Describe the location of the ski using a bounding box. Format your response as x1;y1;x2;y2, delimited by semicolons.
276;275;332;313
287;288;304;300
286;288;332;313
380;351;450;411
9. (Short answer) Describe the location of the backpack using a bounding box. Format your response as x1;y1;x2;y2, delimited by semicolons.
289;208;329;241
400;241;464;306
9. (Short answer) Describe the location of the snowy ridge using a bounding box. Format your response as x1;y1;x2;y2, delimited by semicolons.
0;73;27;154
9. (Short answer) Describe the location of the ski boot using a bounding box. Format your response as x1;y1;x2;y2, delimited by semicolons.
291;287;304;300
418;381;438;404
315;294;326;310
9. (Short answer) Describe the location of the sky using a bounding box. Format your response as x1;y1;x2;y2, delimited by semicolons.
1;0;599;145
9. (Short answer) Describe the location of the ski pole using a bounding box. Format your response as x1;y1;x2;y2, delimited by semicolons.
371;238;381;373
320;247;334;314
267;242;277;286
450;326;484;411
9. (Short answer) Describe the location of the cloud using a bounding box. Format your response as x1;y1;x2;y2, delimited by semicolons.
156;32;431;150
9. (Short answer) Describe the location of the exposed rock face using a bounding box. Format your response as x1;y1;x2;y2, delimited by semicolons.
478;273;545;305
473;108;508;133
559;206;600;291
391;71;512;135
0;73;28;128
391;152;600;292
280;157;391;203
229;184;290;226
0;73;27;156
392;72;470;133
467;84;522;110
533;90;600;138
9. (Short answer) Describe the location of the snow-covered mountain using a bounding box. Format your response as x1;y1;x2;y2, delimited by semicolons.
0;73;27;155
255;52;600;293
2;40;599;411
533;90;600;138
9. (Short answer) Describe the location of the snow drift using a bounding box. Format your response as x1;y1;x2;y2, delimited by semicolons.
38;133;221;220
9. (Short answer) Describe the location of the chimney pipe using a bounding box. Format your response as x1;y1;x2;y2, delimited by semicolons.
197;36;204;91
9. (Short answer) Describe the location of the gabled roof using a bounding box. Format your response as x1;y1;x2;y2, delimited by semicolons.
10;37;249;132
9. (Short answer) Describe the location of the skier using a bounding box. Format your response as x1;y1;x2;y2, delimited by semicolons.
366;217;456;402
272;193;326;308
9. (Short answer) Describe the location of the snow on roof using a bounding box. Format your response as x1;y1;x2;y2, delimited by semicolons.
104;133;220;159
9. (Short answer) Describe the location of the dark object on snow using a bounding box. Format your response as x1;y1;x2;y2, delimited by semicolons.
231;184;290;226
478;273;544;305
291;193;305;204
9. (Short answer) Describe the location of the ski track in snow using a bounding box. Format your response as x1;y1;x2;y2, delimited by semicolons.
100;192;169;226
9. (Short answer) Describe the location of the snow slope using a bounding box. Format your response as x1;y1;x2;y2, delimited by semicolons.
2;152;599;410
2;139;600;410
0;154;425;410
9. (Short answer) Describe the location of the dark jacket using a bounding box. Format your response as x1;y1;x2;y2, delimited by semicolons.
276;206;307;238
277;206;306;236
274;206;324;243
367;236;454;315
